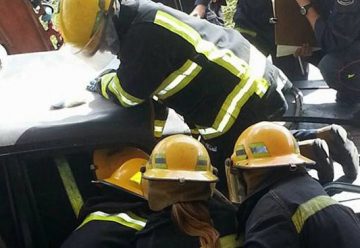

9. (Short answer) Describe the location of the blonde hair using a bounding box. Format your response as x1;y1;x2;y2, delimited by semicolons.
80;16;108;57
171;201;220;248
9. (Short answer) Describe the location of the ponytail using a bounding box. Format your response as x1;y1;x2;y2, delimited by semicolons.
171;201;220;248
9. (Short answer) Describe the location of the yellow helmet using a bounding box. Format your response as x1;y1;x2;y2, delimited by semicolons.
101;158;147;198
93;147;149;180
231;122;315;169
142;134;218;183
57;0;112;48
142;134;218;211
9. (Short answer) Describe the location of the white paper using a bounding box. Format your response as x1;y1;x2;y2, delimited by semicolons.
276;45;321;57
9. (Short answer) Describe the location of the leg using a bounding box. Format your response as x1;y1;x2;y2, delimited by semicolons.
318;42;360;104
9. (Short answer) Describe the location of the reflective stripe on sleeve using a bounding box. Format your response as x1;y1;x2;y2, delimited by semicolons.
219;234;243;248
154;11;270;139
77;211;147;231
154;119;166;138
154;11;250;78
106;75;144;107
99;73;115;99
291;195;338;233
154;60;202;100
196;78;269;139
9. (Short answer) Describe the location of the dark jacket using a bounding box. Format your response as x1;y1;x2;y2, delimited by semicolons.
233;0;275;55
136;198;240;247
61;196;152;248
238;170;360;247
312;0;360;52
100;0;288;141
234;0;360;54
62;197;240;248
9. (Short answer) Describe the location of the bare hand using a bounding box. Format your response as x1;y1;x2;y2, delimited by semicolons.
190;4;206;19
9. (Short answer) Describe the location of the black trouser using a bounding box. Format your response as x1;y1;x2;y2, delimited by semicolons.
318;42;360;100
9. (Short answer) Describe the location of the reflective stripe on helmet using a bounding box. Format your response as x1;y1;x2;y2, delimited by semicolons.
291;195;338;233
154;11;249;77
154;11;269;139
78;211;147;231
154;60;202;100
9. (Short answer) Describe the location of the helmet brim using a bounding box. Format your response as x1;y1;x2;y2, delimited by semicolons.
143;169;218;182
234;154;315;169
95;179;145;198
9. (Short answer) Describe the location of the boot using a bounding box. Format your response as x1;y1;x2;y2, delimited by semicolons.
316;124;359;180
299;139;334;185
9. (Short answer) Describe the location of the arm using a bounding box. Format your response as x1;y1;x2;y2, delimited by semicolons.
295;0;360;52
244;195;299;248
295;0;319;29
89;23;192;107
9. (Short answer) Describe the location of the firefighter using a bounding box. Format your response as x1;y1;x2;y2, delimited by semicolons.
233;0;311;81
139;134;240;247
235;0;360;104
61;147;151;248
295;0;360;104
226;121;360;248
56;0;291;191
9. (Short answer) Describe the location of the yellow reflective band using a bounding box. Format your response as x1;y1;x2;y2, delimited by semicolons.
55;156;84;217
154;154;167;169
196;77;269;139
235;145;247;160
154;11;249;78
108;75;144;107
219;234;243;248
100;73;116;99
154;120;166;138
292;195;338;233
235;26;257;37
249;142;269;158
154;10;269;140
254;78;269;97
195;155;208;171
154;60;202;100
78;211;147;231
130;172;142;185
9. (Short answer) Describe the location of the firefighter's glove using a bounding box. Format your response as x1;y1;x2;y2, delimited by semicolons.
86;69;117;94
87;77;102;93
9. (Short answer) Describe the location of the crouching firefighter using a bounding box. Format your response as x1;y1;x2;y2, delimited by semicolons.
61;147;151;248
138;134;241;248
225;121;360;248
56;0;291;192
